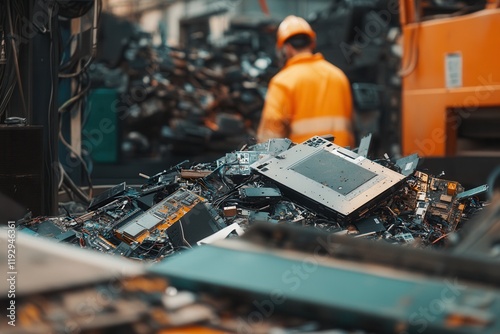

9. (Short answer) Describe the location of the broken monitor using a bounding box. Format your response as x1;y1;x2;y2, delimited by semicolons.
251;136;407;222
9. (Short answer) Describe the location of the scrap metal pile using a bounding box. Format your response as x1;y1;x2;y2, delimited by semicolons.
120;46;273;157
91;13;276;158
17;136;487;262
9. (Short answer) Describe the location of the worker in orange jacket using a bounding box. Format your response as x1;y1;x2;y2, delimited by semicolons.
257;15;355;147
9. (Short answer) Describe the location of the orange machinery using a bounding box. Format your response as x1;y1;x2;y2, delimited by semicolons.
400;0;500;157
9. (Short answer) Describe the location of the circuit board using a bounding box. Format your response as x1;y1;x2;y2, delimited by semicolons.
414;171;466;231
115;189;204;244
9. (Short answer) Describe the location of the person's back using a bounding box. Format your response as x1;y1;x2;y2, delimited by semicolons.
257;16;354;147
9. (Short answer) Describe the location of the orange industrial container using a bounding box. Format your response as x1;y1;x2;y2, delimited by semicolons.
400;0;500;157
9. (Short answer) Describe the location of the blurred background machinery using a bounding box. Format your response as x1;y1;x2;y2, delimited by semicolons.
398;0;500;189
400;0;500;157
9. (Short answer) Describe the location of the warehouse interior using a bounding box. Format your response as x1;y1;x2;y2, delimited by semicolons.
1;0;500;333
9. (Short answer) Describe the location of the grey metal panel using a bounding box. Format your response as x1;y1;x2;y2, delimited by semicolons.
395;153;420;177
358;133;372;158
137;214;162;231
122;222;146;238
290;150;376;196
251;136;406;217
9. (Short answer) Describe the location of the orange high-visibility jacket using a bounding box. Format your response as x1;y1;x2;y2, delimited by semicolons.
257;53;354;147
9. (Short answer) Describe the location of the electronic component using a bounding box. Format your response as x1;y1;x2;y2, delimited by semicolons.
223;206;238;217
354;216;386;235
115;188;208;244
411;175;470;231
239;187;282;200
180;169;212;179
88;182;127;210
251;136;407;222
440;194;452;203
113;242;133;257
395;233;415;243
217;151;270;176
415;201;429;219
216;139;293;177
447;182;458;196
166;202;226;248
416;171;429;183
249;138;293;155
395;153;419;176
55;230;78;243
417;192;426;201
24;219;76;242
248;211;279;224
201;169;232;195
433;202;448;210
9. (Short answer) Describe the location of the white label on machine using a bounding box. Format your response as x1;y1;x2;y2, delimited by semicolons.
445;53;462;88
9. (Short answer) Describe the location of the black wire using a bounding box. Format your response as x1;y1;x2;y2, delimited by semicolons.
59;56;94;78
59;0;102;78
48;4;58;213
59;115;94;199
58;72;91;113
61;183;75;202
0;1;19;118
57;49;95;197
6;0;27;118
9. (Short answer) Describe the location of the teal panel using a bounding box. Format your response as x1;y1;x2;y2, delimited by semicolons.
84;89;119;163
150;244;500;333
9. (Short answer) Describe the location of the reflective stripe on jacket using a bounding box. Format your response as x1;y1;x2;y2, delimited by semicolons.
257;53;354;147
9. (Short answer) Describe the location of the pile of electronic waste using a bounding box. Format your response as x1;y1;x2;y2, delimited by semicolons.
17;136;488;262
91;13;276;159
